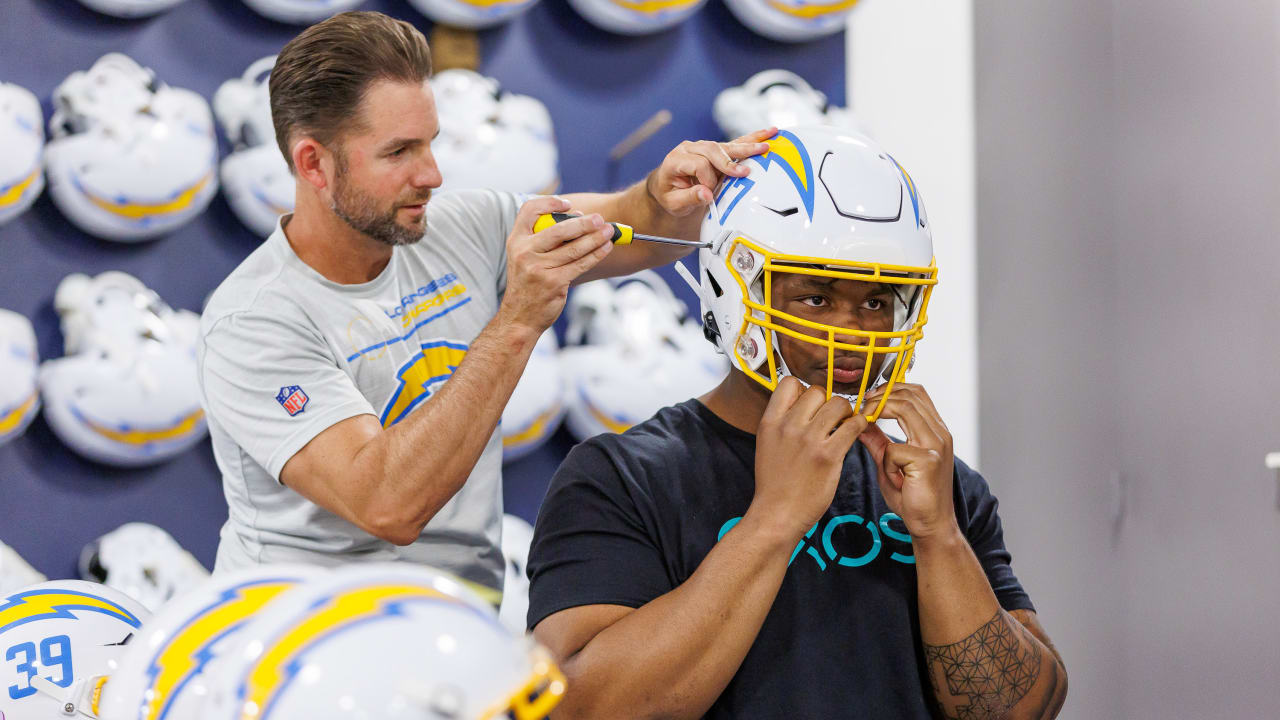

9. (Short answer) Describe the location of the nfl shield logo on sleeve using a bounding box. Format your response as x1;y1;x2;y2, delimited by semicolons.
276;385;309;416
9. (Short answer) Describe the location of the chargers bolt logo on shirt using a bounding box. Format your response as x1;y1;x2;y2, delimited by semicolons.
275;386;308;417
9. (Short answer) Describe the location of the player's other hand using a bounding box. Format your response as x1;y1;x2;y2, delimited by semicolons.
646;128;776;218
747;377;868;542
498;195;614;335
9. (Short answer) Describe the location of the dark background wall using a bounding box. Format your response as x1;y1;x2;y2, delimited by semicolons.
0;0;845;578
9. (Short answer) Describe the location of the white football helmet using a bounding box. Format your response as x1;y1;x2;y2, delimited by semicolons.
0;83;45;226
497;515;534;636
39;271;207;467
75;0;187;16
0;579;150;719
239;0;366;24
78;523;210;613
431;70;559;195
95;564;325;720
407;0;539;29
0;542;46;594
214;56;294;238
713;69;865;142
198;564;565;720
723;0;857;42
501;329;565;462
683;126;936;421
44;53;218;242
560;271;729;440
0;309;40;447
565;0;707;35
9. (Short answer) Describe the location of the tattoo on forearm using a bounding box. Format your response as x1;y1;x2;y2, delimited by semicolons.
924;610;1042;720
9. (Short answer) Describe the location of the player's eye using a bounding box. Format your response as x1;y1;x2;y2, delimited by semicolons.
799;295;828;308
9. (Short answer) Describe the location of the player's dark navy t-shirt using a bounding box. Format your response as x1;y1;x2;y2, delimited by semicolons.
527;399;1034;719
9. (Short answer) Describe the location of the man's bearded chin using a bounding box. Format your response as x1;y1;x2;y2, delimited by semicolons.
330;172;426;248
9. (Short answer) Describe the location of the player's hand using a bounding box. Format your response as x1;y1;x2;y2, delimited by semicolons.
858;383;960;542
498;196;615;335
645;127;777;218
747;377;869;541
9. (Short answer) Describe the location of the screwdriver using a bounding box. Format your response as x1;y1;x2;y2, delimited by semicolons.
534;213;709;248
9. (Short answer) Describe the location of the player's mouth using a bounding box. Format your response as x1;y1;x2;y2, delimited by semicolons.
822;357;867;385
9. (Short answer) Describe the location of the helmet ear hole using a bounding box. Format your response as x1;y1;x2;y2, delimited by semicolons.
705;269;723;298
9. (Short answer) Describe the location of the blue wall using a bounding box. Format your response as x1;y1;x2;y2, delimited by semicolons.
0;0;844;578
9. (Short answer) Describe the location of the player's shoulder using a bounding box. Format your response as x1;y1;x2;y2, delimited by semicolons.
567;400;715;482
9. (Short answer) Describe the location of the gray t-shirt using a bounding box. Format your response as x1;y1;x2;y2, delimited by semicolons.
197;189;520;597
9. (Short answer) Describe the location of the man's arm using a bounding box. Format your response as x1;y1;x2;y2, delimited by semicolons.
565;129;775;283
533;379;867;720
858;383;1068;719
278;196;616;545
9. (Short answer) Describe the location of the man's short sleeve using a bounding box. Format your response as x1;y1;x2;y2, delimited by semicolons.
198;311;375;480
957;459;1035;613
526;440;674;631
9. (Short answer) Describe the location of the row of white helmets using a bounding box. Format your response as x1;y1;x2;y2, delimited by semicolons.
75;0;858;42
0;53;861;241
0;55;559;242
0;266;723;466
0;558;559;720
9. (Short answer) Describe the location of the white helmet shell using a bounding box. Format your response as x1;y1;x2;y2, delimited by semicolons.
565;0;707;35
239;0;366;24
723;0;856;42
497;514;534;635
75;0;187;16
95;564;325;720
693;126;936;418
39;271;207;467
502;329;565;462
407;0;540;29
0;83;45;226
0;309;40;447
713;69;866;142
0;579;150;719
0;542;46;594
78;523;211;613
560;272;729;440
431;70;559;195
45;53;218;242
215;56;293;238
197;563;565;720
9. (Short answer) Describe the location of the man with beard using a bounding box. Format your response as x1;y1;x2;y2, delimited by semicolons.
196;11;769;600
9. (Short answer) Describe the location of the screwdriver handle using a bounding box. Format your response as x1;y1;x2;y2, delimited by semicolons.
534;212;633;246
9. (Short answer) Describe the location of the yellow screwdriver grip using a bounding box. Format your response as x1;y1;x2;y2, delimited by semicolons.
534;213;633;245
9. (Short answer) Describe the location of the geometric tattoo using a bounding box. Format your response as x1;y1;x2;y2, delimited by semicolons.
924;610;1042;720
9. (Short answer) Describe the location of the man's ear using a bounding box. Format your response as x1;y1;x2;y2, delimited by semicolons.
293;137;330;191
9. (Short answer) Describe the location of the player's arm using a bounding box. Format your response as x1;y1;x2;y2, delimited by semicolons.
533;380;867;720
858;384;1068;719
279;196;615;546
565;128;775;283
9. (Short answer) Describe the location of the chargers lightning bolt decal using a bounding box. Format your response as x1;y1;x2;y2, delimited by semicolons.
0;589;143;635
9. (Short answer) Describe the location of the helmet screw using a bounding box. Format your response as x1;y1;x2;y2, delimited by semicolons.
736;336;758;358
732;247;754;273
64;702;76;714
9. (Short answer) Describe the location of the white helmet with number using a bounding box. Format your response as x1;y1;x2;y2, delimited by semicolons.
45;53;218;242
0;309;40;447
198;564;565;720
0;82;45;226
0;542;46;594
565;0;707;35
408;0;539;29
502;329;565;462
560;271;728;440
38;271;207;467
215;56;294;238
713;69;865;142
687;126;937;420
239;0;365;24
76;0;187;17
0;579;150;719
497;515;534;636
431;70;559;195
78;523;211;613
724;0;857;42
95;564;325;720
